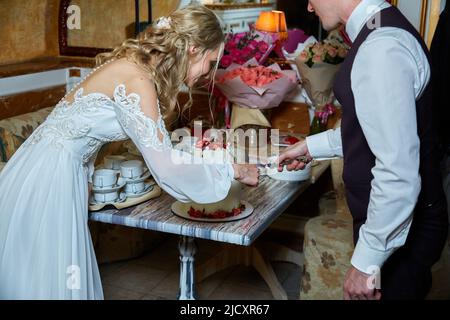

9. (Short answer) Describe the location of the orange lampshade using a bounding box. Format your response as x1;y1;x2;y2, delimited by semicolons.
255;10;287;33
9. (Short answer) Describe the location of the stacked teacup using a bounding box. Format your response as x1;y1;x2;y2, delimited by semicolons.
104;155;127;172
119;160;152;197
92;169;125;203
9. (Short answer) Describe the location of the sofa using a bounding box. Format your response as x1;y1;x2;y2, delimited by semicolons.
300;158;450;300
0;106;165;264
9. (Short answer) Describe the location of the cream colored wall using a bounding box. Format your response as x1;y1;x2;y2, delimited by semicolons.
67;0;150;49
0;0;59;65
67;0;180;49
0;0;180;65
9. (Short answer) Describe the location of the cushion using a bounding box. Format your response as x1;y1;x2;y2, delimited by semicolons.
0;107;53;161
300;215;354;300
0;127;25;162
123;139;141;157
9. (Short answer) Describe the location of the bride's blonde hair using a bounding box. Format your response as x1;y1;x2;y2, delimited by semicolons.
96;5;225;128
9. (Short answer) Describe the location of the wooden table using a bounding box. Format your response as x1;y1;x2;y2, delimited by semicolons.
89;161;330;300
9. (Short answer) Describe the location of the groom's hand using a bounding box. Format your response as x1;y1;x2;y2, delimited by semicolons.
343;266;382;300
276;140;311;172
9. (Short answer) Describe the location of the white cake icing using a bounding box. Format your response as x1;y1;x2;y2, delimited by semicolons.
176;137;242;215
188;180;242;214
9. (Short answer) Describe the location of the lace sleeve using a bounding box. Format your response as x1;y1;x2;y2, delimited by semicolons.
112;84;234;203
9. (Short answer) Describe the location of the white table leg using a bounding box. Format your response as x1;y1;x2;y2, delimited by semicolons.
177;236;198;300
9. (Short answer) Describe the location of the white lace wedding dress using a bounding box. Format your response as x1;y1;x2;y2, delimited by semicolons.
0;84;234;300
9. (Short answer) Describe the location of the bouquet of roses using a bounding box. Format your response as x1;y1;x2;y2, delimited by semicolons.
295;27;349;108
299;42;347;68
218;65;284;87
215;58;298;110
219;27;274;68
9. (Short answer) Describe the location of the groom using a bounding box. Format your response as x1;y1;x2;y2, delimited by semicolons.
279;0;448;300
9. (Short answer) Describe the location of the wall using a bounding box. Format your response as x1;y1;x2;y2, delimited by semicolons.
397;0;423;31
66;0;180;49
397;0;446;45
0;0;59;65
0;0;181;65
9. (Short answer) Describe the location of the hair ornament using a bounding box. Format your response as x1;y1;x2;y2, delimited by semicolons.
155;16;172;29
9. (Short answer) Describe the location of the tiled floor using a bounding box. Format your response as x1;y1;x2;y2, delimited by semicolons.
100;233;303;300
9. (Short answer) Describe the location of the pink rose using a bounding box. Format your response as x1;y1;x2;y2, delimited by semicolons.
249;40;259;50
338;47;348;58
258;42;269;53
242;47;253;57
230;49;241;59
234;33;245;41
299;51;309;63
313;46;325;56
312;55;323;63
327;47;337;58
220;55;233;68
225;41;236;51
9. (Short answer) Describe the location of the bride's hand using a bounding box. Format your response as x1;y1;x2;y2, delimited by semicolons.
232;164;259;187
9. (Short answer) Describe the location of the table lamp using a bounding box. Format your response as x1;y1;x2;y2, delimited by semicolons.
255;10;288;60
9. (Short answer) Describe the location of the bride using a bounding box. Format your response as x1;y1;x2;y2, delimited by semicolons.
0;5;258;300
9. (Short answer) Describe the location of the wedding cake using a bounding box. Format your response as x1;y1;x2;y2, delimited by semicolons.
187;180;245;219
185;137;245;219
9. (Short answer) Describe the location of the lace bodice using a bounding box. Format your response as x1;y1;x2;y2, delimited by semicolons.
23;84;171;165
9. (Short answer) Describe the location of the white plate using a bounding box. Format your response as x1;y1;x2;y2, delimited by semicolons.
92;180;126;193
171;200;254;223
124;182;155;198
89;192;127;205
267;164;311;182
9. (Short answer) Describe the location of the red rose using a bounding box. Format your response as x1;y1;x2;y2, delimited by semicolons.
258;42;269;53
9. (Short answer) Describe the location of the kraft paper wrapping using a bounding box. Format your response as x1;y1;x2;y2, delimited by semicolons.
295;57;341;107
230;104;271;129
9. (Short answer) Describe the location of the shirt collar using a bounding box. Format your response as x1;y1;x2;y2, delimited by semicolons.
346;0;391;42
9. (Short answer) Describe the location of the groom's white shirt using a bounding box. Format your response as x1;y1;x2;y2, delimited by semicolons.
306;0;430;273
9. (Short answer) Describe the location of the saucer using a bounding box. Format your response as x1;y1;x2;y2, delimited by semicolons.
89;192;127;205
92;180;126;193
124;182;155;198
119;169;151;183
97;164;121;174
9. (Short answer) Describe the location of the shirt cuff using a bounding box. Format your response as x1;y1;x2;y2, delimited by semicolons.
306;130;338;158
351;239;395;273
